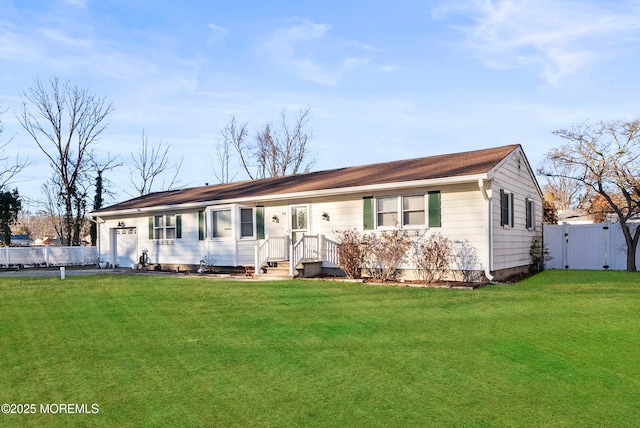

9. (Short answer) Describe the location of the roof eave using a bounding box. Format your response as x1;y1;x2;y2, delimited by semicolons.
91;173;490;218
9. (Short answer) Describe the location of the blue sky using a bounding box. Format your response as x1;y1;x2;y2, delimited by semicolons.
2;0;640;207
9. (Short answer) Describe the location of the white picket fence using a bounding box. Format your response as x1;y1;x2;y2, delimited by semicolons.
1;246;98;268
545;222;640;270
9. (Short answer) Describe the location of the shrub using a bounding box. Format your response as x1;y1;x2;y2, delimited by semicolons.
365;227;411;282
335;229;372;279
412;233;452;283
198;255;218;273
451;240;483;282
529;236;551;272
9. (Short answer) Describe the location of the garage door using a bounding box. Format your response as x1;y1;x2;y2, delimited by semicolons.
115;228;137;268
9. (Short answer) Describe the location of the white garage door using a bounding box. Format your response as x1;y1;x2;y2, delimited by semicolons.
115;228;137;267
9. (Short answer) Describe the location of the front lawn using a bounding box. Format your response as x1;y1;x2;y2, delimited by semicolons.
0;271;638;427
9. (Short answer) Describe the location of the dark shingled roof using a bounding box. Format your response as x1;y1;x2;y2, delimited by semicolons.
96;144;519;213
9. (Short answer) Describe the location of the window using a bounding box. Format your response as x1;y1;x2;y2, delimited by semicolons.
526;198;535;230
377;197;398;227
150;214;181;240
403;195;425;226
212;209;232;238
500;189;514;227
240;208;254;237
373;193;439;229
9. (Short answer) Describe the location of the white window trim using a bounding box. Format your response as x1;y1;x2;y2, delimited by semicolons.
500;189;514;228
375;194;427;230
207;205;257;241
290;204;310;238
526;198;536;231
210;206;234;240
154;214;177;240
239;206;256;240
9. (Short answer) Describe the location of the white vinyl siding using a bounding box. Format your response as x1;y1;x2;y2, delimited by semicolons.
492;148;543;272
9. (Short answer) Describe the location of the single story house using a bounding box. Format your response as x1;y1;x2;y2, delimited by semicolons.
91;144;542;281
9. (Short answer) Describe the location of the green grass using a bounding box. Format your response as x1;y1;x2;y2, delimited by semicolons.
0;271;639;427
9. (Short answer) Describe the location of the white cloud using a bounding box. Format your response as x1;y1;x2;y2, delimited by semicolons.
436;0;640;83
64;0;87;8
262;19;371;86
208;23;229;44
379;64;400;73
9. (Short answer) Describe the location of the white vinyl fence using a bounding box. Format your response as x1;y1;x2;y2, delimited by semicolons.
1;246;98;268
545;222;640;270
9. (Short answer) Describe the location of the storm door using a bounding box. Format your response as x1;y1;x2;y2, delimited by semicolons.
290;205;308;243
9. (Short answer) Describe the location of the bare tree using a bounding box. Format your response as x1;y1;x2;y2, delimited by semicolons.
539;156;592;210
18;77;113;246
230;107;315;179
129;130;183;196
0;105;29;189
539;118;640;272
40;181;67;244
211;119;242;183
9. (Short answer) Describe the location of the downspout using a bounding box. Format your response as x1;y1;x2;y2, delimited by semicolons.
478;179;494;281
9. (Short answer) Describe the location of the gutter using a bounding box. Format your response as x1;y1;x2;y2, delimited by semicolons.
478;178;494;281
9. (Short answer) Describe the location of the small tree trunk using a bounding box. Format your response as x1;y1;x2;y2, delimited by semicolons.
621;221;639;272
627;244;637;272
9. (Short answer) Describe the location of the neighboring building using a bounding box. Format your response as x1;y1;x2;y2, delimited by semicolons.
91;144;543;281
4;234;31;247
557;209;594;225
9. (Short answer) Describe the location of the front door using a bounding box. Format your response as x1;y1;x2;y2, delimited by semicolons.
291;205;308;243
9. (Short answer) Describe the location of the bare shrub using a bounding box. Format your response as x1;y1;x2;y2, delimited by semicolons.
365;227;411;282
412;233;452;283
452;240;483;282
335;229;371;279
198;255;218;273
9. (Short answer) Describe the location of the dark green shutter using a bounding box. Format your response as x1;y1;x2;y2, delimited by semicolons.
176;215;182;238
149;217;154;239
428;191;441;227
256;206;265;239
363;197;374;230
500;189;506;226
198;211;205;240
510;194;514;228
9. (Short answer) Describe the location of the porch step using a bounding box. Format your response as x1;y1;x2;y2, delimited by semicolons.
256;261;300;278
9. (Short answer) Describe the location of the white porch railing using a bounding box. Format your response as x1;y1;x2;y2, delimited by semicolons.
2;246;98;268
289;234;339;276
255;234;290;272
255;234;339;276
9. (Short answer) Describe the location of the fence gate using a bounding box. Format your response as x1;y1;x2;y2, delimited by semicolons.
545;222;639;270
